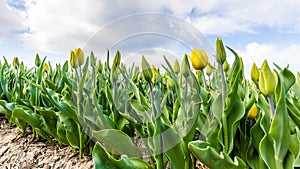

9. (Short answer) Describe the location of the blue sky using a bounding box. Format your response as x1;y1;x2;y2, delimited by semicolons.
1;0;300;77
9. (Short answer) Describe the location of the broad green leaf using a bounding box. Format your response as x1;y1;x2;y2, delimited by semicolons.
188;141;247;169
12;106;41;128
93;129;142;157
92;143;152;169
280;67;295;93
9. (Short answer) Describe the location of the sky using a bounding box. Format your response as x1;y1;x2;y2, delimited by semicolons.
1;0;300;77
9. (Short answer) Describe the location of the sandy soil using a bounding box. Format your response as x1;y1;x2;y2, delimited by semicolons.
0;115;209;169
0;116;93;169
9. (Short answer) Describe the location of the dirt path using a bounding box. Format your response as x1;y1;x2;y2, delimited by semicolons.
0;116;94;169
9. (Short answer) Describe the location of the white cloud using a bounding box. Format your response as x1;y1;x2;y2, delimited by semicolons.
0;1;27;40
236;42;300;77
1;0;300;70
20;0;300;53
188;15;254;35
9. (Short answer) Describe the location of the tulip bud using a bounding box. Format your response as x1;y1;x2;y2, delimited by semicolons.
64;61;69;72
259;60;276;96
112;50;121;68
43;63;50;73
181;54;190;78
70;50;78;69
238;84;245;100
251;63;259;82
90;51;96;67
297;72;300;84
167;76;175;90
111;51;121;82
151;66;158;84
190;49;208;70
165;71;171;77
23;84;27;95
12;57;20;69
98;61;103;72
173;59;180;74
223;60;230;72
142;56;152;83
248;103;259;119
75;48;84;66
35;54;41;67
206;64;212;76
216;38;226;64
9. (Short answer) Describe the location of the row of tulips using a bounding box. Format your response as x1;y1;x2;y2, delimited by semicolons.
1;38;300;169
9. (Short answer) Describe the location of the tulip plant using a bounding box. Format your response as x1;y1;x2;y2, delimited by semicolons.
0;38;299;169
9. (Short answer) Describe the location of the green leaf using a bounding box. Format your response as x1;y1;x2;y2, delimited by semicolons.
260;75;291;169
188;141;247;169
92;143;152;169
12;106;41;128
64;118;80;149
92;129;142;157
280;67;295;93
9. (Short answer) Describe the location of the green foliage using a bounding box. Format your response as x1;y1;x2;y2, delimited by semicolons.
0;40;299;169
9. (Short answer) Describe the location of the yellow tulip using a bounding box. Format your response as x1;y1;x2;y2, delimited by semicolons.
173;59;180;74
151;66;158;84
248;103;259;119
75;48;84;66
70;50;78;69
259;60;276;96
43;63;50;73
167;76;175;90
251;63;259;82
12;57;20;69
23;84;27;95
190;49;208;70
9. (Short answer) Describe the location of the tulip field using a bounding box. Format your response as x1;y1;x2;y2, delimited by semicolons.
0;38;300;169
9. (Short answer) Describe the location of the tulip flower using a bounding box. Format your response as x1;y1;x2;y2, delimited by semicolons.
259;60;276;96
151;66;158;84
111;51;121;82
248;103;259;119
35;54;41;67
206;64;212;76
190;49;208;70
173;59;180;74
216;38;226;64
142;56;152;83
251;63;259;82
167;75;175;90
181;54;190;78
43;63;50;73
13;57;20;69
70;50;79;69
75;48;84;66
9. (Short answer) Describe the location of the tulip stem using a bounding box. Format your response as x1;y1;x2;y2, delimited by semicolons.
268;96;275;118
75;68;80;83
220;62;228;152
201;70;207;90
79;65;82;78
220;63;226;110
185;78;188;101
149;82;164;169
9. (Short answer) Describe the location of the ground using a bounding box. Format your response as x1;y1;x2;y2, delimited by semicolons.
0;116;93;169
0;115;209;169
